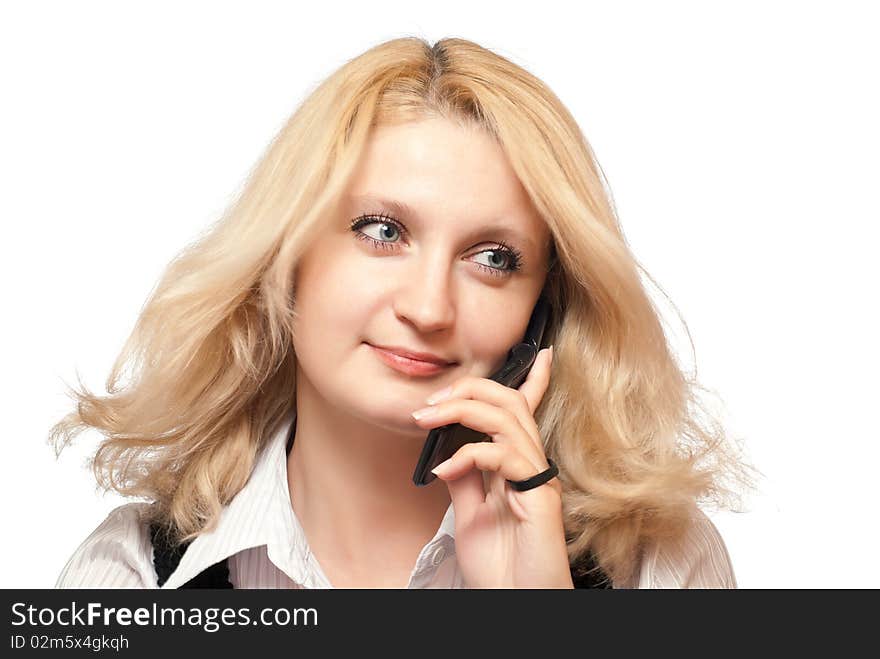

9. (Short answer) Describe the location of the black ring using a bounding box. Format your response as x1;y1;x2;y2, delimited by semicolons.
506;458;559;492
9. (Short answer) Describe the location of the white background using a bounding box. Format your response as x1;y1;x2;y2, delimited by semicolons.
2;1;877;588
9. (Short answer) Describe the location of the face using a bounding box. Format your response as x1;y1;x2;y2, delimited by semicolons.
291;116;552;435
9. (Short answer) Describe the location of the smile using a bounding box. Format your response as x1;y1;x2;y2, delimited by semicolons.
366;344;456;377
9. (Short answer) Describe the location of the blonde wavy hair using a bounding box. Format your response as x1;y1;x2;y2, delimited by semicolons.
50;36;756;587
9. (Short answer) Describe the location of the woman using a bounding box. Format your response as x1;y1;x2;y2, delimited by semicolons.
51;36;754;589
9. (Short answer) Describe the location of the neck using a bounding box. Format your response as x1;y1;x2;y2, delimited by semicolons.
286;372;452;569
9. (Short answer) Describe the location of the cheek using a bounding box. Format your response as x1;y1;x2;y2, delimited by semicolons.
292;249;377;349
459;306;528;376
298;236;379;298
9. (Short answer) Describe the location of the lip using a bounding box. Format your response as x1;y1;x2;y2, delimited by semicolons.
367;343;457;377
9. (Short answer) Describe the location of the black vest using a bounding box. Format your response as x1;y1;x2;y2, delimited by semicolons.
149;418;612;589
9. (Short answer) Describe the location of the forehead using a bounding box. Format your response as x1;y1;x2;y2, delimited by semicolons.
344;118;550;251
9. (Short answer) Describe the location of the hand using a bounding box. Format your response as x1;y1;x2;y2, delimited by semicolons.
410;346;574;588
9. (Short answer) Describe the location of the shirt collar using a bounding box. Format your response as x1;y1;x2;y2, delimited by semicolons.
161;409;456;588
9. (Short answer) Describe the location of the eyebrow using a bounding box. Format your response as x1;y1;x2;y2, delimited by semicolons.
348;193;539;253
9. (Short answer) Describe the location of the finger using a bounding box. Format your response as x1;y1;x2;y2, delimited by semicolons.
517;346;553;417
430;440;548;486
412;398;546;469
427;347;552;417
421;350;553;454
439;467;485;527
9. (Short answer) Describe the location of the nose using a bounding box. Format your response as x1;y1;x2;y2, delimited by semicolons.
392;252;456;333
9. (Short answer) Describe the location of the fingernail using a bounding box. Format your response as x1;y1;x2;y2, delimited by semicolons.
411;406;438;420
425;385;453;405
549;345;554;362
431;458;453;476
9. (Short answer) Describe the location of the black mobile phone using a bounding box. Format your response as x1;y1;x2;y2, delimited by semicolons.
412;291;553;487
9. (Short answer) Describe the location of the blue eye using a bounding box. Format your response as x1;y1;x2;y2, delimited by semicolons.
349;214;523;278
354;217;402;245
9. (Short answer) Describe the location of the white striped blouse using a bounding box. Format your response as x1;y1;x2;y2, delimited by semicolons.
55;411;737;589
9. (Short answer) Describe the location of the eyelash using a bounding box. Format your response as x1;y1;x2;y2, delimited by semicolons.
348;213;524;278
